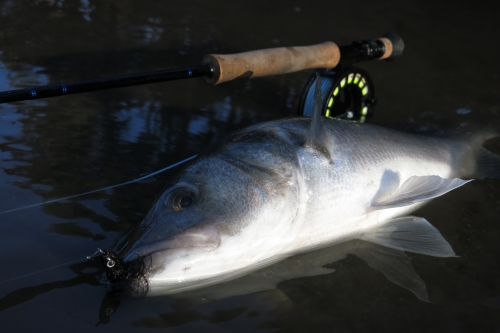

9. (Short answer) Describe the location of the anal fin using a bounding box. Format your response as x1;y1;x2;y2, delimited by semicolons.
360;216;456;257
370;175;471;210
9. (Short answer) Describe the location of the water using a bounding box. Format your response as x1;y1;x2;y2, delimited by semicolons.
0;0;499;331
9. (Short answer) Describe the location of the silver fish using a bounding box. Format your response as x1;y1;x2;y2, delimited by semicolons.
111;78;500;296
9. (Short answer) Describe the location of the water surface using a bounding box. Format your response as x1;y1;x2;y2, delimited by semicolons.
0;1;499;332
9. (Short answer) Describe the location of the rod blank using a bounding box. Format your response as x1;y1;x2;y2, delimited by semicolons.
0;66;210;104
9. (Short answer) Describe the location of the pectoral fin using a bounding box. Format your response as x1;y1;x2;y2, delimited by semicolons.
371;175;471;210
360;216;456;257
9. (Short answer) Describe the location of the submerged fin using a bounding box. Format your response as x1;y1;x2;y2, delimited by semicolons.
304;73;330;158
370;175;471;210
475;148;500;179
351;241;429;302
360;216;456;257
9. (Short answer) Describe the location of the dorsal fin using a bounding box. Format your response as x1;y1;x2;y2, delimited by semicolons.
304;73;330;158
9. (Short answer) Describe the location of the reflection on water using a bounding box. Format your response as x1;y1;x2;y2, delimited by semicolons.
5;64;49;89
0;240;428;327
172;240;429;304
0;0;499;332
125;17;165;45
78;0;95;22
0;1;15;17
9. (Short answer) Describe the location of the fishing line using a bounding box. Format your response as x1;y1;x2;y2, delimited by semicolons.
0;154;197;215
4;291;95;325
0;261;98;325
0;258;88;284
0;249;106;284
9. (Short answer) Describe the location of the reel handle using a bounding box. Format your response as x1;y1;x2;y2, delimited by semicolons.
203;34;403;85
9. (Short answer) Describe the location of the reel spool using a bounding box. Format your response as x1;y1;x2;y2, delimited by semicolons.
299;67;376;122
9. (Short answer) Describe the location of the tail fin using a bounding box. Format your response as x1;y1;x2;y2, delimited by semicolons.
453;116;500;180
474;148;500;179
468;122;500;179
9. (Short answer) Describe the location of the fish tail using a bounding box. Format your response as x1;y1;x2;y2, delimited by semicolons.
470;126;500;179
474;147;500;179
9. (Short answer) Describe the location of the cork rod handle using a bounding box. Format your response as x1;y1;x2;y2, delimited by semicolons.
202;35;401;85
203;42;340;85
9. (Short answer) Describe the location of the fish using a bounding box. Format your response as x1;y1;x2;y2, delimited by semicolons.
103;76;500;297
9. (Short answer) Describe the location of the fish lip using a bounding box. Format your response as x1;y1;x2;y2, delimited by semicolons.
123;221;221;262
122;241;175;262
123;242;218;262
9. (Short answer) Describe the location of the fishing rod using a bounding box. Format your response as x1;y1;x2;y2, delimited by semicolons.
0;33;403;104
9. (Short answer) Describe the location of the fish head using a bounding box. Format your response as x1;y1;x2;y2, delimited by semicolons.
114;132;303;295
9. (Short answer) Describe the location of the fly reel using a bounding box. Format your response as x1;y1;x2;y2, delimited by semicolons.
299;67;376;122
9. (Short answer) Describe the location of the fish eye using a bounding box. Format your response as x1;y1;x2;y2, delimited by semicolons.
169;188;196;212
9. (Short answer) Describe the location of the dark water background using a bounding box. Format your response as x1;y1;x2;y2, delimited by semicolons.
0;0;499;332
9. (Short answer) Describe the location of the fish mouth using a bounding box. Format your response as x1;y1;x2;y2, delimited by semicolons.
100;222;222;296
100;246;217;297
